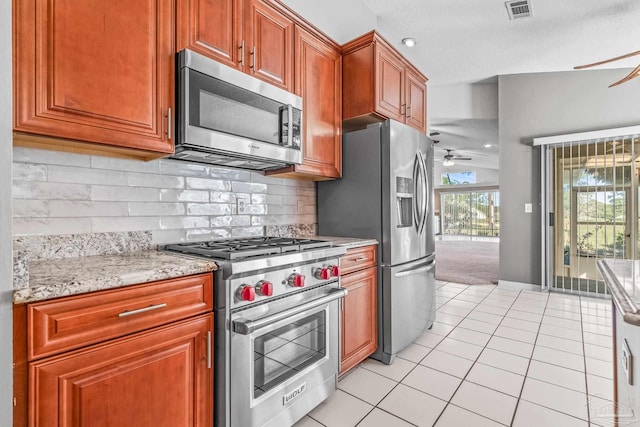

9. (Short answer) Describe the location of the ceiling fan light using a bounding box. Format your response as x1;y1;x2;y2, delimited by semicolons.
483;144;492;148
443;159;455;167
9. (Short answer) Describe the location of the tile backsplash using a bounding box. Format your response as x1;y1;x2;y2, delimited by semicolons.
12;147;316;244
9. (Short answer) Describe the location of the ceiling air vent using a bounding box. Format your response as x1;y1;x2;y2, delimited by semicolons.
505;0;532;19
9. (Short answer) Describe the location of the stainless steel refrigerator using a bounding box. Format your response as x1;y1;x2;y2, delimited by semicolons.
318;120;435;364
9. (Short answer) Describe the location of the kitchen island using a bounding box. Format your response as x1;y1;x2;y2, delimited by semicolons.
596;259;640;425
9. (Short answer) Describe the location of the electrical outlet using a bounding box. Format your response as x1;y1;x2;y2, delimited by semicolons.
297;201;304;215
237;198;247;214
524;203;533;213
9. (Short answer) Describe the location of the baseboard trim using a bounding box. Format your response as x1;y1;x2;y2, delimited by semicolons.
498;280;542;292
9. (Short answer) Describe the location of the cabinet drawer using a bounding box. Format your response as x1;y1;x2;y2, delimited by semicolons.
340;245;377;276
28;273;213;361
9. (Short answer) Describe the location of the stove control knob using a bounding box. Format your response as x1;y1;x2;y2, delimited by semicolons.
255;280;273;297
237;285;255;302
314;267;331;280
329;265;340;277
288;273;305;288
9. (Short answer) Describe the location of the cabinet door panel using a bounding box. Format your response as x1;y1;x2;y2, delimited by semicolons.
14;0;174;153
375;44;404;122
294;26;342;178
177;0;243;70
29;314;213;427
341;267;377;374
405;69;427;133
247;0;293;91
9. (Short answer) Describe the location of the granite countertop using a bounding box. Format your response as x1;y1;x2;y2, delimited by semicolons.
14;251;217;304
597;259;640;326
316;236;379;249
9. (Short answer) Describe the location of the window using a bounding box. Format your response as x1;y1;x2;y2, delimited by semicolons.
441;171;476;185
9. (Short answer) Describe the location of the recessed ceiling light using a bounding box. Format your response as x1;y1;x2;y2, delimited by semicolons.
402;38;416;47
484;144;492;148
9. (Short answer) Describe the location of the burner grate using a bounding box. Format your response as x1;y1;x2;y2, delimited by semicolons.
164;236;332;260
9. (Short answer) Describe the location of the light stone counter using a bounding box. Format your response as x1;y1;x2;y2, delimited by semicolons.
314;236;379;250
13;251;217;303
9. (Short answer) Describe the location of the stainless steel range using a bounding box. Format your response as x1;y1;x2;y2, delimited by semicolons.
164;237;347;427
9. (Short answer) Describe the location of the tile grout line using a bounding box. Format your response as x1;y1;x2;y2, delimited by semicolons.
430;284;521;426
507;289;550;426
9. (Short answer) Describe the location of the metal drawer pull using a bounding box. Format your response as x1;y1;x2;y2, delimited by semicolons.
352;257;369;262
118;303;167;318
233;287;347;335
206;331;212;369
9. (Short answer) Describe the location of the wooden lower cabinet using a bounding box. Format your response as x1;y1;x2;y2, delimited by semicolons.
29;313;213;427
340;249;378;375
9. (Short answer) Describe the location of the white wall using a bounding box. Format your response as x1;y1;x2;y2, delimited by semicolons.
429;82;498;121
0;0;13;422
280;0;376;44
13;149;317;243
499;68;640;287
434;164;499;187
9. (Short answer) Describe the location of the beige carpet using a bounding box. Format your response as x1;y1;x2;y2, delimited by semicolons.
435;240;499;285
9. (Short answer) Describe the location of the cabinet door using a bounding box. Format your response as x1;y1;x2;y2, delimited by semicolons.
29;314;213;427
340;267;378;375
14;0;174;154
246;0;294;92
405;68;427;133
177;0;243;70
293;26;342;179
374;44;405;122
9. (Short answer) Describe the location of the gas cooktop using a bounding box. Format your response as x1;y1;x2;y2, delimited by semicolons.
164;236;333;260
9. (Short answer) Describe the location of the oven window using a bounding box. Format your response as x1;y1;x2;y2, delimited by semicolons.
253;311;326;398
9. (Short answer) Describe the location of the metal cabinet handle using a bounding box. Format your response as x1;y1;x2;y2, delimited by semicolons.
352;257;368;262
118;303;167;318
401;104;406;116
166;108;172;140
250;46;256;69
206;330;212;369
406;105;412;119
240;41;245;67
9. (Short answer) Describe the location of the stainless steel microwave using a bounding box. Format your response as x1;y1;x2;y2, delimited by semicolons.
173;49;303;171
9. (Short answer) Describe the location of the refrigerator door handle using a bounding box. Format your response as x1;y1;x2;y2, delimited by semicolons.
394;260;435;278
418;150;429;235
414;151;428;235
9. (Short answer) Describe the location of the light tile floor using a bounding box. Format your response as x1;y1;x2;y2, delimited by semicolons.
295;281;615;427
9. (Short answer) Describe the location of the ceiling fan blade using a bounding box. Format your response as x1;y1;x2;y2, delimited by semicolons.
453;157;472;160
574;50;640;70
608;64;640;88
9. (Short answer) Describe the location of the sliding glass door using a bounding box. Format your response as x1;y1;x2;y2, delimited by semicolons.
543;138;639;295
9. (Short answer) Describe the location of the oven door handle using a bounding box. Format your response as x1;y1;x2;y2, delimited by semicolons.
232;287;348;335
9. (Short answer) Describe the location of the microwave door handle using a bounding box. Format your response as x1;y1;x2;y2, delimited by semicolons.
286;104;294;147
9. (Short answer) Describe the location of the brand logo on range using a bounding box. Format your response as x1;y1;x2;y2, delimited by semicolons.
283;382;307;405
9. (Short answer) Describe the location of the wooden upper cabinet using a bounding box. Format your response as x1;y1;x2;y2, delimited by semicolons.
177;0;244;70
405;67;427;133
245;0;294;92
342;31;428;134
375;44;405;122
266;25;341;180
13;0;175;156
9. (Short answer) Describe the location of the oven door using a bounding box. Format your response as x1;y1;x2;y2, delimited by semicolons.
229;286;346;427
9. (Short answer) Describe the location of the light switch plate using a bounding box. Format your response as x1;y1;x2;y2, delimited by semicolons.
524;203;533;213
623;338;633;385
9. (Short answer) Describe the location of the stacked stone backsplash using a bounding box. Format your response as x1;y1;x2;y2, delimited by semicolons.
12;147;317;244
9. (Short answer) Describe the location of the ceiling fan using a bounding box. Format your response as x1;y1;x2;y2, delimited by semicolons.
442;149;472;167
574;49;640;87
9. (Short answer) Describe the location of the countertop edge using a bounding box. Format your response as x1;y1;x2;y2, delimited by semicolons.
13;252;217;304
597;259;640;326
